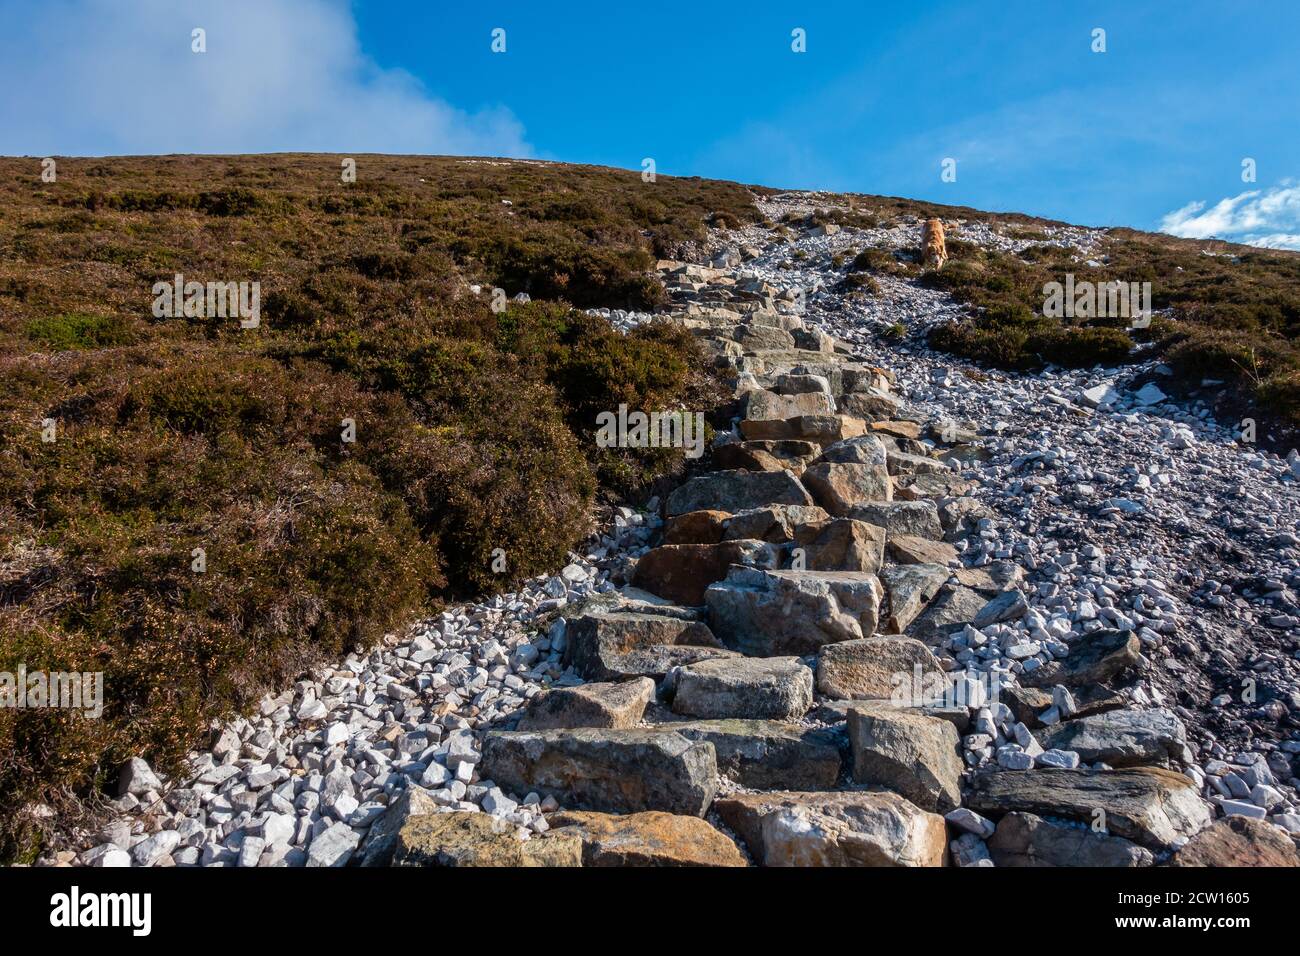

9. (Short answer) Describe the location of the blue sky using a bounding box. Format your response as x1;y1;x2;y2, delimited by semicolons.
3;0;1298;244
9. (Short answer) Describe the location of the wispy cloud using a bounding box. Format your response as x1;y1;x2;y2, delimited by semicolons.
0;0;531;157
1160;181;1300;249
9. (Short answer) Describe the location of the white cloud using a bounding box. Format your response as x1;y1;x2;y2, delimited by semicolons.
0;0;531;157
1160;181;1300;248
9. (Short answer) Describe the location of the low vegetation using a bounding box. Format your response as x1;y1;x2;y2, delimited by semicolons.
0;154;756;859
804;192;1300;429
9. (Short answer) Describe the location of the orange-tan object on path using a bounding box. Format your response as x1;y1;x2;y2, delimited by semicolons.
922;218;947;270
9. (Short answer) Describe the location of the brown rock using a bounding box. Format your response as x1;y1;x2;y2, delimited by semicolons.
713;440;819;473
803;461;894;516
1168;816;1300;867
705;567;882;656
739;414;868;447
964;767;1214;850
631;539;778;605
393;811;583;867
723;504;830;543
548;810;747;867
563;610;730;682
794;517;886;573
714;791;945;867
887;535;958;566
988;811;1154;867
816;636;944;700
848;706;963;812
740;388;836;421
480;728;719;816
663;510;731;545
516;678;655;731
665;469;815;517
870;420;923;440
666;719;843;790
894;472;977;500
710;445;787;472
839;391;902;420
951;561;1025;595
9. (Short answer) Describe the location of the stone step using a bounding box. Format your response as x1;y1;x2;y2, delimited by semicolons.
814;636;944;700
548;810;747;867
658;719;843;790
963;767;1213;850
669;656;814;720
664;469;815;517
986;811;1154;867
562;610;732;682
480;728;718;817
847;706;963;813
714;790;946;867
705;567;882;656
514;678;656;732
1032;708;1189;768
391;809;583;867
630;539;778;605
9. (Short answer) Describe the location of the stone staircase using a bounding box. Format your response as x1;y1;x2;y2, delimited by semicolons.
410;252;1220;868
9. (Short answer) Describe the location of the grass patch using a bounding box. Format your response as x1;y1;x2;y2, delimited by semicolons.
24;313;136;350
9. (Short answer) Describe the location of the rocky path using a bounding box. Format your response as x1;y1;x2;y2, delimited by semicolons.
48;191;1300;868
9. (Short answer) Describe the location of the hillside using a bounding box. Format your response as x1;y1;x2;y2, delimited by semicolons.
0;154;752;858
3;155;1299;868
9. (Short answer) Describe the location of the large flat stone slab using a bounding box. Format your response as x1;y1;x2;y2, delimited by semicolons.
722;504;830;543
549;811;747;867
740;387;836;420
963;767;1213;850
516;678;656;731
987;811;1154;867
1021;629;1142;689
738;414;867;447
631;539;778;605
705;567;882;656
1035;709;1188;767
816;636;944;700
886;535;959;566
665;470;813;517
672;656;814;720
894;472;977;500
480;728;719;816
666;719;843;790
393;811;583;867
714;791;945;867
564;611;730;682
849;500;944;540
